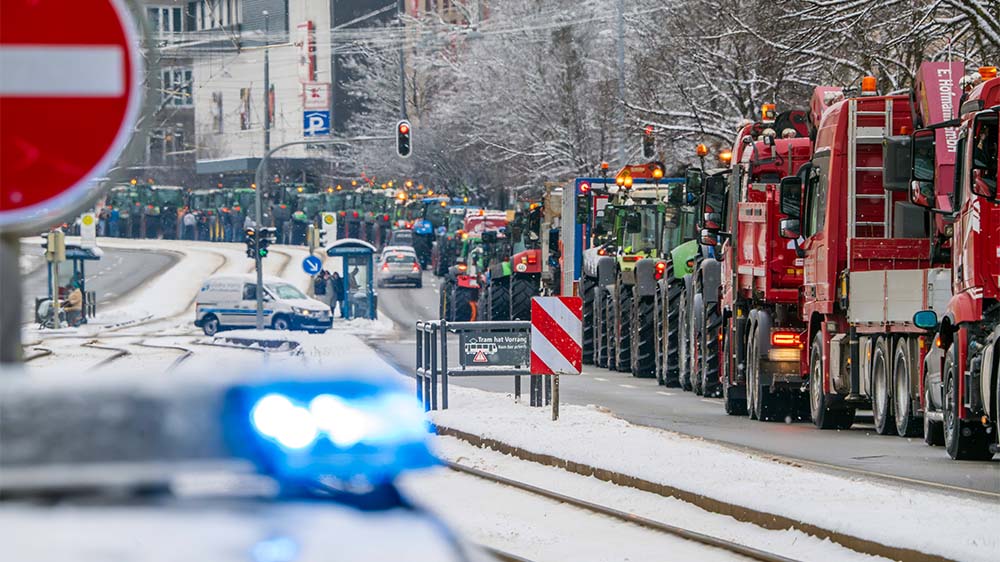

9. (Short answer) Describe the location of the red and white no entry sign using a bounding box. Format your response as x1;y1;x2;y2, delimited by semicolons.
530;296;583;375
0;0;143;230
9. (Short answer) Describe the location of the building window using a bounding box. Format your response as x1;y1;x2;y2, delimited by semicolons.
162;68;193;106
240;87;252;130
147;6;184;38
211;92;224;133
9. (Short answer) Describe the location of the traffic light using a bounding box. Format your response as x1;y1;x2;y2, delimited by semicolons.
245;228;257;258
642;124;655;159
396;120;411;158
258;227;276;258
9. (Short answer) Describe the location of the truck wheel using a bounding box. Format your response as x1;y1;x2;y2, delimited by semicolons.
723;320;746;415
809;333;855;430
700;304;723;397
943;344;993;460
596;288;610;368
662;271;683;387
678;285;692;391
490;278;510;322
582;276;596;365
871;337;897;436
510;275;536;321
631;295;656;378
746;319;759;420
893;338;921;437
615;278;633;372
202;315;220;337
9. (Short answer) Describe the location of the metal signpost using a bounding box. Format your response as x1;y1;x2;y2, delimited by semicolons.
416;321;536;412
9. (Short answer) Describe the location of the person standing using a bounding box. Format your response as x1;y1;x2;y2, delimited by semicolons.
331;271;346;318
183;210;197;240
109;207;121;237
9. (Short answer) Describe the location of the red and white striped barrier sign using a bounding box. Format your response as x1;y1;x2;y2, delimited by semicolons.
530;296;582;375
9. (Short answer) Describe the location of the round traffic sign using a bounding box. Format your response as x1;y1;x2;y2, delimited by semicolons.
302;255;323;275
0;0;143;231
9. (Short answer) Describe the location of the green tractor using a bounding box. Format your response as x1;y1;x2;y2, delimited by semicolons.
439;233;486;322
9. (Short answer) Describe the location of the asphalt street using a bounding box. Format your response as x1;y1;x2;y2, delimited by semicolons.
373;274;1000;498
20;243;177;323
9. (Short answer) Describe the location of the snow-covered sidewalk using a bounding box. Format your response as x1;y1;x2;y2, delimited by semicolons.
427;386;997;562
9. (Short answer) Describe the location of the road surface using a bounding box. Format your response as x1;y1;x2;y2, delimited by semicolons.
374;276;1000;497
20;243;176;322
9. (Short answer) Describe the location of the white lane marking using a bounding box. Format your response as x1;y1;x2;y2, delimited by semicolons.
619;384;636;389
0;46;125;96
656;391;675;396
593;377;608;382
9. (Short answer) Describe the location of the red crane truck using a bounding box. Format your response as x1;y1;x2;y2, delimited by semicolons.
910;65;999;460
780;66;961;435
702;109;814;419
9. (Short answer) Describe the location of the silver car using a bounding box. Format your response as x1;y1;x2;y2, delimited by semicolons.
377;251;422;288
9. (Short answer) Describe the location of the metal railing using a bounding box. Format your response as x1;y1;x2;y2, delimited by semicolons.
415;320;552;411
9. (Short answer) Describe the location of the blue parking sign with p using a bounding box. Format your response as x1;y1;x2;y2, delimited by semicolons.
303;111;330;137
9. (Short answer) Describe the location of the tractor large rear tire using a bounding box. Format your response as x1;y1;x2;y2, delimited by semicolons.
678;282;692;391
662;271;683;387
490;277;511;322
454;287;475;322
700;305;723;397
631;294;656;378
615;279;633;372
477;285;491;322
510;275;536;321
582;276;596;365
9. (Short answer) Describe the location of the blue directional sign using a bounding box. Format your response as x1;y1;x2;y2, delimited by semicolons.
302;255;323;275
303;111;330;137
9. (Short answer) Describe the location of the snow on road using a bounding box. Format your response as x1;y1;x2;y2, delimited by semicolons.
429;385;999;562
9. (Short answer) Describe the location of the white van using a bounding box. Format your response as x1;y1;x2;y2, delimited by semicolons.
195;274;332;336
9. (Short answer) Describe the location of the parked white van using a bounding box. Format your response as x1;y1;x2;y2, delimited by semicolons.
194;274;332;336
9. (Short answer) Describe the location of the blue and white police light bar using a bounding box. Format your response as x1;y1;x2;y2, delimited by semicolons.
223;376;438;487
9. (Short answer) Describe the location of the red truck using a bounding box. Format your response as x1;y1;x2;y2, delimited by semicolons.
780;64;962;435
702;108;814;418
910;65;999;460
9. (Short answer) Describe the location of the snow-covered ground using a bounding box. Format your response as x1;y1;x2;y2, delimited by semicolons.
428;385;999;562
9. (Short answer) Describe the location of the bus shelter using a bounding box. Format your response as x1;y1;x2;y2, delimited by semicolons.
37;244;102;325
326;238;377;320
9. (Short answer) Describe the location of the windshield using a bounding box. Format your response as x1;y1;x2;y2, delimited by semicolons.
267;283;307;300
623;205;661;254
424;203;448;227
154;189;184;206
390;230;414;244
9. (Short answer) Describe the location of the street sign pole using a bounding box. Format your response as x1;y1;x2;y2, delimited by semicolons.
0;234;22;362
252;135;394;329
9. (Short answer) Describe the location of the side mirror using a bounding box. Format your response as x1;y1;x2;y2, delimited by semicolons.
909;129;938;209
779;218;800;239
481;231;498;244
779;177;802;219
548;230;560;253
700;229;717;246
912;310;938;330
882;135;912;190
971;170;999;201
626;213;642;233
684;168;703;198
703;212;722;231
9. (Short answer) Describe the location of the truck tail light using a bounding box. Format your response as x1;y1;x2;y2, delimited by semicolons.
771;331;801;348
654;261;667;280
623;256;641;262
527;253;538;265
457;264;468;272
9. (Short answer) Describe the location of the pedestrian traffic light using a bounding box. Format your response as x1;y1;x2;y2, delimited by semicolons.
396;120;412;158
642;125;655;159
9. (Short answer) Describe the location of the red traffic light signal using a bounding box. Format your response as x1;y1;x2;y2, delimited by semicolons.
642;124;655;158
396;120;412;158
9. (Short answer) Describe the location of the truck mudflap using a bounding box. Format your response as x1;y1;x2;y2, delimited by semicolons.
758;360;805;389
633;259;659;298
597;255;616;288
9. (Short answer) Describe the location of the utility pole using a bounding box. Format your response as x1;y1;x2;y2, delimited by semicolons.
255;9;271;329
616;0;625;167
398;0;407;120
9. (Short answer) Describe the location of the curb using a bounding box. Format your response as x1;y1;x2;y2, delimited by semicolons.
435;425;954;562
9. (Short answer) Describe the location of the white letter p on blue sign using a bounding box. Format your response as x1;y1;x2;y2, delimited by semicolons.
303;111;330;137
